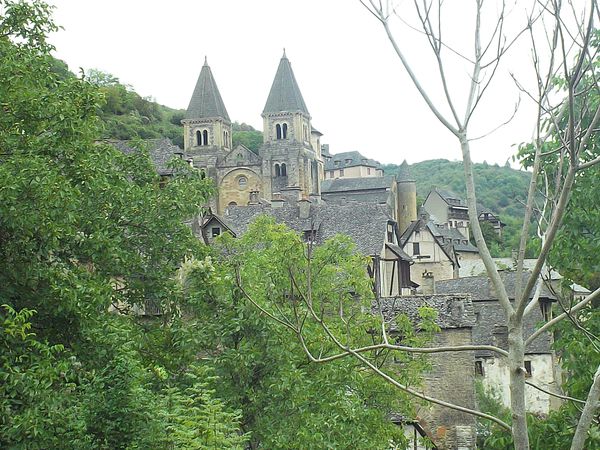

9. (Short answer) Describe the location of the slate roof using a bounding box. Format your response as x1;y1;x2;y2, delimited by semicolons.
263;52;309;115
399;219;459;266
109;138;183;176
321;175;395;193
185;59;230;121
377;294;475;330
324;151;382;171
433;188;467;208
397;160;415;182
435;271;555;357
435;271;557;302
429;223;478;253
221;202;394;256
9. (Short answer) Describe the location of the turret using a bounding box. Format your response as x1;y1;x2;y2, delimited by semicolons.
397;160;417;234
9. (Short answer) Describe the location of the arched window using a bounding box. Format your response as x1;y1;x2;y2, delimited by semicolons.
274;163;281;177
202;130;209;146
281;163;287;177
228;201;237;206
196;130;202;146
276;124;282;139
238;176;248;189
282;123;288;139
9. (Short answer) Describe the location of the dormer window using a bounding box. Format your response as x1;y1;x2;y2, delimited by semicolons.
334;160;340;166
345;158;352;164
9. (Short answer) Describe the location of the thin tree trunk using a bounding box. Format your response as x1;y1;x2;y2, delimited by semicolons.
509;316;530;450
570;364;600;450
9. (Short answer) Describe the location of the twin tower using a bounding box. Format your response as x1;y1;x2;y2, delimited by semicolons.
182;52;324;213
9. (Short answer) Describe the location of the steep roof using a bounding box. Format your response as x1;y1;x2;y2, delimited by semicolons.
263;52;309;115
397;160;415;182
321;175;394;193
185;58;230;121
399;219;460;266
110;138;183;176
428;223;478;253
220;202;394;256
325;151;382;171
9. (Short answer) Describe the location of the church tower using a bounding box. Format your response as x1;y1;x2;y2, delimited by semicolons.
182;58;232;153
260;51;321;200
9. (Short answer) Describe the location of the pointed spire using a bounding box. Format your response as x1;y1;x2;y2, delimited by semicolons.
398;160;415;182
185;60;230;121
263;52;309;115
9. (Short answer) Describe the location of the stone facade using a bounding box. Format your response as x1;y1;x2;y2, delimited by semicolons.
184;53;323;214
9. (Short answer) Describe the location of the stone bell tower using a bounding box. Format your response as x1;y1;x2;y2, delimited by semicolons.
259;51;320;200
182;57;232;153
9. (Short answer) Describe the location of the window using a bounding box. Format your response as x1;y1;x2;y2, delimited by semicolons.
339;168;344;177
282;123;288;139
413;242;420;255
334;160;340;166
238;176;248;189
281;163;287;176
524;360;532;377
228;201;237;206
345;158;352;164
202;130;208;146
541;302;552;322
274;163;281;177
367;168;371;175
387;224;394;242
196;130;202;146
276;124;282;139
211;227;221;237
475;361;484;376
303;230;316;243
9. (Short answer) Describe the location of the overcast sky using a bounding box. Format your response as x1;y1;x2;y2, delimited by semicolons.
47;0;541;166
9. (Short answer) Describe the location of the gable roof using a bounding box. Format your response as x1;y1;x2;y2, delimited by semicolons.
324;151;382;171
263;52;309;116
185;59;230;121
435;271;557;302
321;175;395;193
109;138;183;176
399;219;460;266
220;202;395;256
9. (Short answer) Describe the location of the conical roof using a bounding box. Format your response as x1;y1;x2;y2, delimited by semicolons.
398;160;415;182
185;58;230;121
263;51;309;115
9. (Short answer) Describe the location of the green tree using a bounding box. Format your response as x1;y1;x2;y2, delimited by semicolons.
0;2;245;448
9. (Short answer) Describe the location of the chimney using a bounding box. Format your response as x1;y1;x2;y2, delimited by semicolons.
420;270;436;294
298;197;311;219
271;192;284;208
248;190;259;205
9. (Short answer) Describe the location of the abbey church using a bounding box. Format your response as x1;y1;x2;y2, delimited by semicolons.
183;52;325;213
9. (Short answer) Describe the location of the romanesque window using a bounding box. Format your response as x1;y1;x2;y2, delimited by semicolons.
280;163;287;176
203;130;209;145
228;201;237;206
196;130;202;146
276;124;282;139
238;176;248;189
282;123;288;139
274;163;281;177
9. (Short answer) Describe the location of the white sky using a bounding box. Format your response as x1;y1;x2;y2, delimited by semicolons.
47;0;542;166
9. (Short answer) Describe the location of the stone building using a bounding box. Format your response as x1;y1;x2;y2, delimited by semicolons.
436;272;561;414
182;52;324;214
323;150;384;179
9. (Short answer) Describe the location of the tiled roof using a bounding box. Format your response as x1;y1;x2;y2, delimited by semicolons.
397;160;414;182
185;59;230;121
435;272;555;356
428;223;478;253
109;138;183;176
321;175;394;193
221;202;394;256
377;294;475;330
324;151;382;171
263;52;309;115
435;271;557;301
